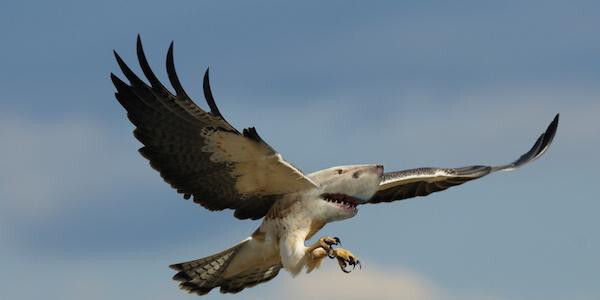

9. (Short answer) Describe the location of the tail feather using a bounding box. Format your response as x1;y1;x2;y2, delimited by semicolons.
219;263;282;294
170;242;244;295
170;239;282;295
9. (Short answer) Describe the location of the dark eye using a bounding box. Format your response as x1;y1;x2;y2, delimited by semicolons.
352;171;361;178
336;169;343;175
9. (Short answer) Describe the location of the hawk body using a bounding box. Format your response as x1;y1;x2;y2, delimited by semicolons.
171;165;382;295
112;37;559;296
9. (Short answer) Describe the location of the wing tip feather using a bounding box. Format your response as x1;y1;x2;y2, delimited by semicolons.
113;48;145;86
166;41;191;99
203;68;224;118
492;113;559;172
136;35;169;92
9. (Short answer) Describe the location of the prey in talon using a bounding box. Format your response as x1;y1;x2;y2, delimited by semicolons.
112;37;559;296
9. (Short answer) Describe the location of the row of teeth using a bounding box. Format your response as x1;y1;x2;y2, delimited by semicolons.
325;198;357;209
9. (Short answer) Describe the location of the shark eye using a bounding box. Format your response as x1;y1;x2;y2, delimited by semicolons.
352;171;362;178
336;169;343;175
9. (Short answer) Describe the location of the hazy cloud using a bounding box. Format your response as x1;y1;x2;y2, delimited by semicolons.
268;264;510;300
275;265;442;300
0;117;142;222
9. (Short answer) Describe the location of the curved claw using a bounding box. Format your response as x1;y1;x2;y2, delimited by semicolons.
324;237;340;247
336;256;361;273
323;237;341;259
337;258;351;273
328;250;336;259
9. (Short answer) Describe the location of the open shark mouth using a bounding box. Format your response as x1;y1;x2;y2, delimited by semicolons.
321;193;360;210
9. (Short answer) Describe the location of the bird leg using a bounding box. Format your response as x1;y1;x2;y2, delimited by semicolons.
305;236;340;273
329;247;361;273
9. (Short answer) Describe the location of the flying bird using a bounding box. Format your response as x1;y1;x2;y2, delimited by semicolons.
111;37;559;296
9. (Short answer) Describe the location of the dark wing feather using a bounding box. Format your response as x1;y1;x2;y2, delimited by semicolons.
368;114;559;204
112;37;317;219
203;68;225;119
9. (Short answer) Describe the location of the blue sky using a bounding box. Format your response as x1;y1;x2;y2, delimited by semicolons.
1;1;599;299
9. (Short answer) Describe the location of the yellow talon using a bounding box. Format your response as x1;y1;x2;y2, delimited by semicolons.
317;236;341;257
331;248;361;273
305;236;342;273
319;236;340;249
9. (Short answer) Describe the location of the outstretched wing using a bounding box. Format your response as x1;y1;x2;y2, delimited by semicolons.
111;36;317;219
368;114;559;204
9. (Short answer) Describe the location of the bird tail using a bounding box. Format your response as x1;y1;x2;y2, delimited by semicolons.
170;239;282;295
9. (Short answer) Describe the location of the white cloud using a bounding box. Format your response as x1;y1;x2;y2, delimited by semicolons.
268;263;510;300
0;116;147;224
270;264;442;300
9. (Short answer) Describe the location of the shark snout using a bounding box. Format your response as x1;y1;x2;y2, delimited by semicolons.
374;165;384;176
